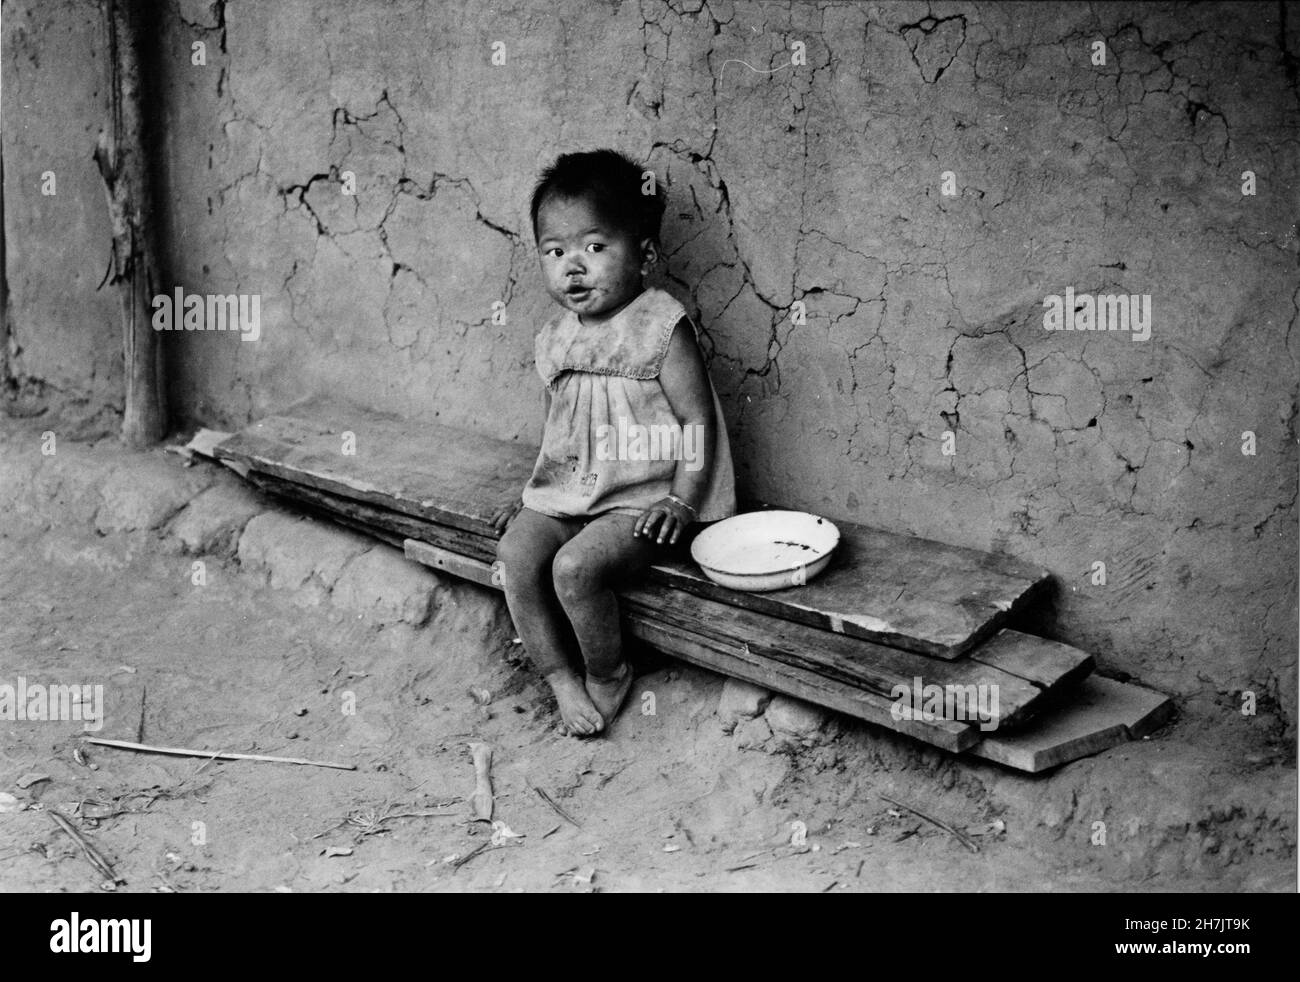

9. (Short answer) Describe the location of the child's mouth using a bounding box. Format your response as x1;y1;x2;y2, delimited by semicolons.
565;286;592;302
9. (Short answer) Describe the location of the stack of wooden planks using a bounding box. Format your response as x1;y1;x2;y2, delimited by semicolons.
210;396;1172;773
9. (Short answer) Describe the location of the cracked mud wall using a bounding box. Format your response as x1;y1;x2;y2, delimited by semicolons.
2;0;120;402
4;1;1298;733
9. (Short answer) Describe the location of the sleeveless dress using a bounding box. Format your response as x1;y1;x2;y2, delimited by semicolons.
521;287;736;523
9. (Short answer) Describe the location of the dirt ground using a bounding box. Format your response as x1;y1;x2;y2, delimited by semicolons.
0;414;1294;893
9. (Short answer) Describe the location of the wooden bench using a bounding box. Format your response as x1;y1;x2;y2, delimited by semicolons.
210;397;1172;772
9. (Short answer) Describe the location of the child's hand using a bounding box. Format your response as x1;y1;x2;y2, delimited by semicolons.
491;497;524;534
634;497;695;545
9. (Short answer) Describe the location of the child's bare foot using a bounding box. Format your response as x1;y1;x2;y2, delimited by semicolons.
546;670;604;737
584;662;634;731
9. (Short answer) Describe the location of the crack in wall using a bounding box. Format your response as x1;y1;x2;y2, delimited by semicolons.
900;10;967;83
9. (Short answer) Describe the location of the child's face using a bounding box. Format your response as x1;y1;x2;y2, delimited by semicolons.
535;194;657;323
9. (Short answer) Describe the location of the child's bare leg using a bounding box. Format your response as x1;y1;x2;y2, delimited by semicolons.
552;512;661;729
497;508;604;736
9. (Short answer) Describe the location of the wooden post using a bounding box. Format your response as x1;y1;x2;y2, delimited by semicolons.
93;0;166;446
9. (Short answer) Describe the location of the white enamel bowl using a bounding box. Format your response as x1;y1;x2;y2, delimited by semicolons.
689;510;840;592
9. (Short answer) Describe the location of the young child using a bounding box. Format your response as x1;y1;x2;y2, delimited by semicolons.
493;148;736;737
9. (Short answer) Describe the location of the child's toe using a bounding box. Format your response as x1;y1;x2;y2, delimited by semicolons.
565;713;595;736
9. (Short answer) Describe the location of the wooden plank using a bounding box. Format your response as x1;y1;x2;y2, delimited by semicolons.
282;477;1083;715
408;534;1153;769
402;539;976;752
404;538;498;589
620;586;1044;730
184;427;234;459
249;472;405;549
405;537;1049;732
967;629;1094;700
316;511;404;549
967;676;1174;772
626;616;977;752
396;519;1088;714
648;526;1050;659
215;396;1050;658
407;538;1044;730
249;471;497;563
215;395;536;537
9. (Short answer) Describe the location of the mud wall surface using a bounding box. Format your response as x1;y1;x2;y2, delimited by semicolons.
4;1;1297;730
2;0;119;400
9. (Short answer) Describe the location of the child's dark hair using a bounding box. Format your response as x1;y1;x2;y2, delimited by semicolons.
529;149;666;246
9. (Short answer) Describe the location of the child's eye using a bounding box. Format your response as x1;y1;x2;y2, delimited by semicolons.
544;247;563;258
585;243;604;253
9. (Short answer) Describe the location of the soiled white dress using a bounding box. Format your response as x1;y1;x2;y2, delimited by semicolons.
521;287;736;523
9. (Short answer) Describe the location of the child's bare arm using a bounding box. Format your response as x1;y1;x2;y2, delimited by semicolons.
491;389;551;533
658;320;716;507
634;319;717;544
